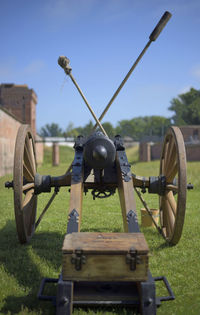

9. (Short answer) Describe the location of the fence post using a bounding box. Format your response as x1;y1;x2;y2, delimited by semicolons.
52;143;59;166
139;142;151;162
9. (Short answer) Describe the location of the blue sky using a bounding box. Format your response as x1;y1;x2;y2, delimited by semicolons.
1;0;200;133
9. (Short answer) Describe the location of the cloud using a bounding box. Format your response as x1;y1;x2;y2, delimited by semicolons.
0;59;45;83
42;0;141;27
191;64;200;79
0;64;13;78
0;58;16;79
178;85;192;94
43;0;94;21
24;60;45;75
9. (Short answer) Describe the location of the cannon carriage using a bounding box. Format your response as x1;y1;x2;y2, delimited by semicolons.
5;11;190;314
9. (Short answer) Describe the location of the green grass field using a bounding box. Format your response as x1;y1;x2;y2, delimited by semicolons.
0;145;200;315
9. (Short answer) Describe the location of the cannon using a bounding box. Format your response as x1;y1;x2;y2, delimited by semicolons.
5;11;189;314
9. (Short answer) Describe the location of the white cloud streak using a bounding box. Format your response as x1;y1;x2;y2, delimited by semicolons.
43;0;94;21
24;60;45;75
191;64;200;79
0;59;45;82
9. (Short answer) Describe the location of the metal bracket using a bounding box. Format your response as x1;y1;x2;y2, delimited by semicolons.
74;135;85;150
72;151;83;183
126;210;140;233
114;135;125;151
154;276;175;306
67;209;79;234
37;273;175;312
71;249;86;271
117;150;132;182
126;247;142;271
37;277;58;305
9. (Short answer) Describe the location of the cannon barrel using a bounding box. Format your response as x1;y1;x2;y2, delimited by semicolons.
83;132;116;169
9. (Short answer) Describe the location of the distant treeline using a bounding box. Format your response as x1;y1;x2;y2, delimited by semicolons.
39;88;200;140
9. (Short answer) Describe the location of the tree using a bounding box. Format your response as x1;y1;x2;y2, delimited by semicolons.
39;123;63;137
169;88;200;125
64;122;79;137
80;120;94;136
116;116;170;140
116;119;136;138
102;122;116;138
143;116;171;137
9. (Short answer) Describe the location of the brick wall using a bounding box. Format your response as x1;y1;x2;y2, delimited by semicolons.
139;143;151;162
35;135;44;165
180;126;200;142
185;144;200;161
151;143;162;160
0;84;37;136
0;108;21;176
140;141;200;162
0;107;44;176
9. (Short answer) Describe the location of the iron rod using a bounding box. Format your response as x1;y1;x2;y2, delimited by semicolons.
58;56;107;136
135;187;163;236
35;191;57;230
92;11;172;130
69;73;107;136
92;40;152;131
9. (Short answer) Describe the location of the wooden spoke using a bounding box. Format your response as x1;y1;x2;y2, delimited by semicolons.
159;126;187;245
23;161;34;181
165;198;175;226
160;195;175;239
166;161;178;182
13;125;37;244
23;189;34;208
160;158;165;175
166;184;178;193
28;137;36;174
162;140;169;173
24;195;37;236
24;135;36;177
164;140;176;177
159;199;166;235
166;191;177;216
22;182;35;192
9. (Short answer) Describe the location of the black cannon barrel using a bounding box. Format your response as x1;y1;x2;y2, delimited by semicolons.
83;132;116;169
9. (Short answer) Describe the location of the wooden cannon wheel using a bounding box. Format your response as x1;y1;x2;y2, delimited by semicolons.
13;125;37;244
159;126;187;245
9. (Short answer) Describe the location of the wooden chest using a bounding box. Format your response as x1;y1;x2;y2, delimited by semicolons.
62;232;149;282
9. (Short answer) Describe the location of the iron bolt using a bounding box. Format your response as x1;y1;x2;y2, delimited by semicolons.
61;297;69;305
147;297;153;305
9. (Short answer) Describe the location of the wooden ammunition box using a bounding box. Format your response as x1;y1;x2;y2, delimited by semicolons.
62;232;149;282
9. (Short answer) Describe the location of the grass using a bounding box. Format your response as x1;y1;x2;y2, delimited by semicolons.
0;145;200;314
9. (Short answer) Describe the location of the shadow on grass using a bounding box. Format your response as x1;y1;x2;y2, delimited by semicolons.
140;227;172;252
156;242;172;251
0;220;63;314
0;221;149;314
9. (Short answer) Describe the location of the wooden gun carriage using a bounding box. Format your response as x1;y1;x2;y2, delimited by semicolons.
5;11;190;314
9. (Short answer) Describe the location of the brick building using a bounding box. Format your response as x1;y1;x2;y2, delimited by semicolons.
0;84;37;136
0;84;43;177
0;106;22;176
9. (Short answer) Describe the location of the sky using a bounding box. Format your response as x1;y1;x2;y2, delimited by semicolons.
1;0;200;133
